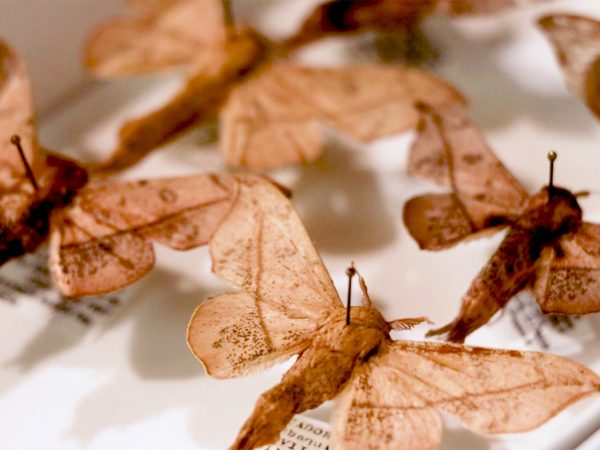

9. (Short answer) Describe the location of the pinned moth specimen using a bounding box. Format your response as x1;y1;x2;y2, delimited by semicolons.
538;14;600;120
285;0;524;61
403;102;600;343
186;177;600;450
0;39;283;298
84;0;464;172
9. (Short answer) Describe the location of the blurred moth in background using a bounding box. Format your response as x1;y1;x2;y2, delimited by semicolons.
84;0;464;172
0;40;284;297
403;102;600;343
187;174;600;450
286;0;527;63
538;14;600;120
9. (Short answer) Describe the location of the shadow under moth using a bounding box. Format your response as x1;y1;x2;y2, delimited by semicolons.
186;173;600;449
403;102;600;343
84;0;464;172
539;13;600;121
0;40;283;298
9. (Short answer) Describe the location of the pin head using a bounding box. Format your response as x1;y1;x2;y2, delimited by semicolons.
10;134;20;145
346;264;356;278
547;151;557;162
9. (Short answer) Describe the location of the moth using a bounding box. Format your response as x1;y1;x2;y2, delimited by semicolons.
0;39;280;298
286;0;522;52
186;176;600;450
84;0;464;172
403;102;600;343
538;14;600;120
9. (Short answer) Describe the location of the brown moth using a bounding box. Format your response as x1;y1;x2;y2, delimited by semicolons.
403;102;600;343
538;14;600;120
0;39;282;298
186;177;600;450
84;0;464;172
285;0;521;51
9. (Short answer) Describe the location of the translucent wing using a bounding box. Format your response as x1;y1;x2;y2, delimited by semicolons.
404;103;527;249
188;176;342;378
49;173;241;297
220;63;464;169
332;340;600;449
84;0;227;77
533;221;600;314
539;14;600;117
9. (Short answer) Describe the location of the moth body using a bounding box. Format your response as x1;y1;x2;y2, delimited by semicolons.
0;154;87;265
517;186;582;239
189;176;600;449
431;186;585;342
231;306;390;450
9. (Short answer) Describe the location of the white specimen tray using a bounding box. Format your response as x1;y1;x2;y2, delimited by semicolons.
1;1;600;449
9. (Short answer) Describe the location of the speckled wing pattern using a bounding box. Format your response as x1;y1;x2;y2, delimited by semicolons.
533;222;600;315
220;64;464;169
332;341;600;450
404;104;528;249
539;14;600;118
84;0;227;77
188;176;342;378
49;174;240;297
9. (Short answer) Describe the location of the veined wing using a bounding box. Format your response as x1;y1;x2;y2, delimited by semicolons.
188;174;342;377
404;103;527;249
220;63;464;169
331;340;600;449
49;173;243;297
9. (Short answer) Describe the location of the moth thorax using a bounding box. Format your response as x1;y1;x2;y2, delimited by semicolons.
518;186;582;234
335;305;389;333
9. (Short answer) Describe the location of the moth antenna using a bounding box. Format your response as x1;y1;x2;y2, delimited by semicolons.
547;151;557;202
10;135;38;191
345;262;356;326
353;267;372;307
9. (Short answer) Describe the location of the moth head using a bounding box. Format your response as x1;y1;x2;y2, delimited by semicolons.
520;186;582;234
